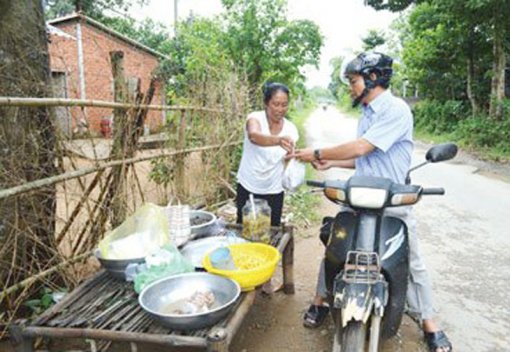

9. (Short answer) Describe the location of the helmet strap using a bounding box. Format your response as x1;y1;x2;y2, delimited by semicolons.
351;74;378;107
352;87;369;108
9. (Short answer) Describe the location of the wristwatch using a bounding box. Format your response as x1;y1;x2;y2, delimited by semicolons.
313;149;321;161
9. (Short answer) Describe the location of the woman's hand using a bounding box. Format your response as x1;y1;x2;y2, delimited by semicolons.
278;136;295;153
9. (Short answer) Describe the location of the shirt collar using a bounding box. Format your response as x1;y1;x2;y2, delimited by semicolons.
367;89;391;113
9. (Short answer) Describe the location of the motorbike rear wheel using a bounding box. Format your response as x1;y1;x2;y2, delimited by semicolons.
332;321;367;352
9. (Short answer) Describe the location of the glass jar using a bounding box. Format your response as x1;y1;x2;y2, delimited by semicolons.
242;198;271;243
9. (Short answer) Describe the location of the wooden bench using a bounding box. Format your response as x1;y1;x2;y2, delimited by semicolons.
10;224;295;352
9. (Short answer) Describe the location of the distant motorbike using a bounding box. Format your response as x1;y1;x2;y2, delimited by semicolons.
307;143;458;352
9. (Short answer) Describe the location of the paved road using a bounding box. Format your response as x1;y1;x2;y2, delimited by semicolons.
305;106;510;352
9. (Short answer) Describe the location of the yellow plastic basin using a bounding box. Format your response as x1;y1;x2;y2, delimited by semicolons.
203;242;281;291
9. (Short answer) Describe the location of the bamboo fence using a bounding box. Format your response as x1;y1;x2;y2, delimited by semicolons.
0;55;246;331
0;96;223;112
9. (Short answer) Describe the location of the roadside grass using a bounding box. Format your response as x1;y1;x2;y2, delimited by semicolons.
290;102;317;148
415;129;510;163
284;102;322;232
414;130;457;145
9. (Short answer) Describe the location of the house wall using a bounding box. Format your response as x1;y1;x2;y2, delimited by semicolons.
48;20;165;136
48;22;82;133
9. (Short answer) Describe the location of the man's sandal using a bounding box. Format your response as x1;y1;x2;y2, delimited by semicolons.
424;330;453;352
303;304;329;328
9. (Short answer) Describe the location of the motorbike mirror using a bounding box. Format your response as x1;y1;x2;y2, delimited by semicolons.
405;143;458;184
425;143;458;163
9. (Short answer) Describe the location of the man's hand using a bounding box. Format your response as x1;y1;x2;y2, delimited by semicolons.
291;148;315;162
311;160;334;171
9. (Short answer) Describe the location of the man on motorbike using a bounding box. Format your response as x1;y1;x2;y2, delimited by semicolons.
291;52;452;352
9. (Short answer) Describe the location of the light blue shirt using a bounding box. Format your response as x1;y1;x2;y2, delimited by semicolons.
355;90;414;184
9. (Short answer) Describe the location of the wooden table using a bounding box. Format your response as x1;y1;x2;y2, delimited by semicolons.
10;225;295;352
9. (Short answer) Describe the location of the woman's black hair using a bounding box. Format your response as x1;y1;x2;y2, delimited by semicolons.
262;82;289;104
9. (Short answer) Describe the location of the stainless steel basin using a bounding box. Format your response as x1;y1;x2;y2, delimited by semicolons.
94;249;145;280
138;272;240;330
190;210;217;237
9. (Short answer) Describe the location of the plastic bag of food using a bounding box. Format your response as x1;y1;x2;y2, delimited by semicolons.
98;203;169;260
133;244;194;293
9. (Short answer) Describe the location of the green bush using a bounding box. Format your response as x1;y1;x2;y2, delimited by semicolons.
456;111;510;152
413;100;468;134
414;99;510;157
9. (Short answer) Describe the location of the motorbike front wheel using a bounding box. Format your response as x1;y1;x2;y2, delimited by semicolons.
332;321;367;352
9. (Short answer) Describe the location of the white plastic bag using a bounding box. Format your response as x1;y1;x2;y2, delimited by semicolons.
98;203;169;259
282;159;305;192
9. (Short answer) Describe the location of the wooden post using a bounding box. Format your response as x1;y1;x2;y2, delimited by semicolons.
206;327;228;352
283;226;295;294
9;325;34;352
175;109;187;200
109;50;129;227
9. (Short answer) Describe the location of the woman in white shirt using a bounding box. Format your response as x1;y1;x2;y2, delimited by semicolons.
236;82;299;226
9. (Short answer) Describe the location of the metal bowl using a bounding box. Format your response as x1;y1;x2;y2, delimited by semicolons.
138;272;240;330
190;210;217;237
94;249;145;280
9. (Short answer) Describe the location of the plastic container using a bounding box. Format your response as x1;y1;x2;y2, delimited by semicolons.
203;242;281;291
241;198;271;243
167;204;191;246
209;247;237;270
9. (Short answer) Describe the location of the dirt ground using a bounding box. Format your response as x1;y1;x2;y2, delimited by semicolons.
229;199;427;352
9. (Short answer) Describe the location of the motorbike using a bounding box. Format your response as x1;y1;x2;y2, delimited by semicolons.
307;143;458;352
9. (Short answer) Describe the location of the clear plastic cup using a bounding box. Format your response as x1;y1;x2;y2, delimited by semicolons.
209;247;237;270
167;204;191;246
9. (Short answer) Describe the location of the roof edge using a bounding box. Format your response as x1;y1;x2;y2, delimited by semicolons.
48;12;168;59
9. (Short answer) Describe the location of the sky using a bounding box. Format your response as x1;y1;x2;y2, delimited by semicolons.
130;0;398;88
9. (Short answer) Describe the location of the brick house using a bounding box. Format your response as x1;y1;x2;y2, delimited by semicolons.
47;13;166;137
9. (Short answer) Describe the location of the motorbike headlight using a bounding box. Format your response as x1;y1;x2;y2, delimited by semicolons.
349;187;388;209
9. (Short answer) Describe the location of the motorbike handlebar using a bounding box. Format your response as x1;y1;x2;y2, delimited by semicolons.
421;187;445;195
306;180;325;188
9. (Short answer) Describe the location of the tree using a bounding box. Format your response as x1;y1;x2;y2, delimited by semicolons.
102;16;172;54
400;3;467;101
366;0;510;119
460;0;510;119
364;0;420;11
164;17;237;101
45;0;149;20
328;56;344;99
0;0;56;302
362;29;386;51
221;0;323;106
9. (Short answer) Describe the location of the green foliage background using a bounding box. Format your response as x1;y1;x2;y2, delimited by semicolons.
326;0;510;161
